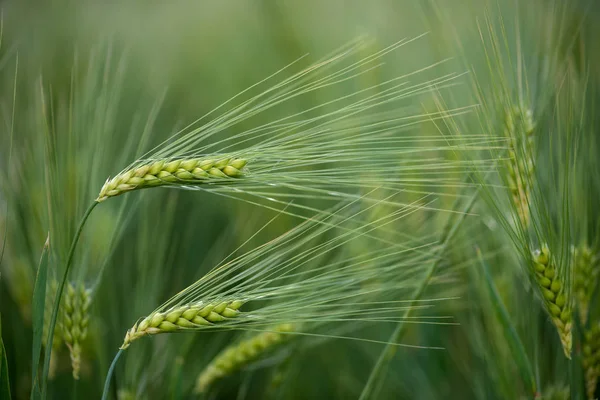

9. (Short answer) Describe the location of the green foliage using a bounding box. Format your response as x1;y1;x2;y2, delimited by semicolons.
30;235;49;399
1;317;11;400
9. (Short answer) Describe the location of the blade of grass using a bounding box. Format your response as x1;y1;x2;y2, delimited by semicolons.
0;53;17;267
30;235;50;400
101;349;124;400
0;316;11;400
476;247;536;397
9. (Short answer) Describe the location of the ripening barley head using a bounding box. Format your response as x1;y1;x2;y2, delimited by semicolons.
91;36;502;224
531;245;572;357
194;323;297;393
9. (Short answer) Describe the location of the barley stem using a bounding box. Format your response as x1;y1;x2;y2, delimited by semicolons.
101;349;124;400
41;201;98;398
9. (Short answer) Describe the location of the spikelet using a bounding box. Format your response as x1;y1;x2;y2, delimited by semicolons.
572;244;600;322
97;157;248;202
504;105;535;228
532;245;572;358
195;323;296;393
121;300;244;349
60;282;92;380
583;322;600;400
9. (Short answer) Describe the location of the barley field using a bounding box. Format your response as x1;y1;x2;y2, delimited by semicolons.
1;1;599;399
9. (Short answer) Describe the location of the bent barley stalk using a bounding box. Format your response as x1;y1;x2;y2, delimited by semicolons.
121;300;244;349
195;323;297;393
504;105;535;228
97;157;248;202
532;245;572;357
60;282;92;380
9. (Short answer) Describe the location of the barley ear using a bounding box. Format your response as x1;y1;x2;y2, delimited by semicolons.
96;157;248;202
120;300;244;349
195;323;296;394
504;106;535;228
532;245;572;358
583;323;600;400
60;282;92;380
573;244;599;322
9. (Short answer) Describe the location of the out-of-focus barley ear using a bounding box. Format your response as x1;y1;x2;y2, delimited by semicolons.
532;245;572;358
572;244;599;322
195;323;296;394
504;105;535;228
116;389;136;400
583;322;600;400
59;282;92;380
120;300;244;349
5;258;34;323
541;385;570;400
96;157;248;202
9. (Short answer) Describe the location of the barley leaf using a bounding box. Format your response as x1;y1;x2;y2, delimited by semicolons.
30;234;50;400
0;316;11;400
476;248;536;397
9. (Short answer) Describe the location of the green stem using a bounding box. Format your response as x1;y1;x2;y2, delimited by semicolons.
41;201;98;398
359;191;478;400
102;349;124;400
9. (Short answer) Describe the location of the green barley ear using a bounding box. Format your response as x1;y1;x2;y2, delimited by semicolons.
195;323;296;394
504;105;535;228
532;245;572;358
97;157;247;202
60;282;92;380
120;300;244;349
572;244;599;322
583;322;600;400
